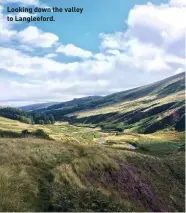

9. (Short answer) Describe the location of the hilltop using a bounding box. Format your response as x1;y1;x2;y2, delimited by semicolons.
20;102;59;112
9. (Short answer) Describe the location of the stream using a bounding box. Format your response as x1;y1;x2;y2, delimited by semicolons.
98;137;137;150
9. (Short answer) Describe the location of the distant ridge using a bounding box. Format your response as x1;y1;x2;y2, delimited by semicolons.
20;102;59;112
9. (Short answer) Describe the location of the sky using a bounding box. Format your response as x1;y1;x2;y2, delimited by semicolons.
0;0;185;106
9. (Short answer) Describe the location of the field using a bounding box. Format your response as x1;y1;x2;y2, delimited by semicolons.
0;116;184;153
0;116;185;212
0;116;104;144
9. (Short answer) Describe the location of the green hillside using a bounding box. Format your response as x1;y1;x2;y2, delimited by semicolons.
28;72;185;134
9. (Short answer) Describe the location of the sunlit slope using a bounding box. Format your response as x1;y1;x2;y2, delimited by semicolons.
0;116;107;145
61;72;185;133
0;137;184;212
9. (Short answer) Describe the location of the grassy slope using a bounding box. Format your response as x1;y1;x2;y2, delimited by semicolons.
31;72;184;133
65;73;185;133
0;137;184;212
0;117;185;212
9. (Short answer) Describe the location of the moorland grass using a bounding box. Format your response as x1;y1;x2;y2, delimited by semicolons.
0;136;185;212
0;117;185;211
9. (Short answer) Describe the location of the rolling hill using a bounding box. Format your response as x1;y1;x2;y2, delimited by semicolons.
20;102;59;112
25;72;185;134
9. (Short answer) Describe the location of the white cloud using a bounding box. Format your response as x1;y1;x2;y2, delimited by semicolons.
18;26;59;48
57;44;93;59
127;2;185;46
107;49;121;56
0;0;185;105
0;44;179;105
0;47;81;75
0;5;17;41
45;53;58;59
0;6;58;48
94;53;107;61
99;32;124;50
175;68;184;74
0;78;110;106
169;0;186;6
100;0;185;72
146;56;172;72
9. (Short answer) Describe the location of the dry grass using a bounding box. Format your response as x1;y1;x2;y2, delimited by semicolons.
0;116;104;144
0;137;184;211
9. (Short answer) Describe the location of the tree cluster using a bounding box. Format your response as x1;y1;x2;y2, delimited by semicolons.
32;112;55;125
0;107;55;125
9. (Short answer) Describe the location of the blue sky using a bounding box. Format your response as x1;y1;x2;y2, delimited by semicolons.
0;0;185;106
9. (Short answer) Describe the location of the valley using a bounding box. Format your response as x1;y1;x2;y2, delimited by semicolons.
0;73;185;212
0;116;185;212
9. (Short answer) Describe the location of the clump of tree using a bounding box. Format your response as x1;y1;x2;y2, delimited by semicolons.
32;112;55;125
22;129;51;140
100;122;124;133
0;107;33;124
0;107;55;125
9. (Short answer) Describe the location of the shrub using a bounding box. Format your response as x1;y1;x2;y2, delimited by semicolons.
34;129;50;139
21;129;29;136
